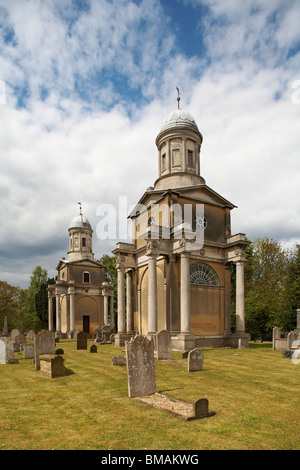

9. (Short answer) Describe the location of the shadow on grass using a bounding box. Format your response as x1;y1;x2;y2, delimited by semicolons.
66;368;75;376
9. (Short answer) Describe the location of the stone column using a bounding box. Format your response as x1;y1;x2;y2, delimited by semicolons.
110;291;114;330
117;267;125;334
235;259;245;332
126;269;134;334
180;252;191;334
148;253;157;335
55;288;61;334
104;293;109;326
69;287;75;334
48;292;54;331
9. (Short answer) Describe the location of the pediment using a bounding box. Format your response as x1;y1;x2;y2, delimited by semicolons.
56;258;104;271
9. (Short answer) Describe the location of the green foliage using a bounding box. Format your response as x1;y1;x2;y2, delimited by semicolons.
232;238;299;340
0;281;20;332
98;254;117;329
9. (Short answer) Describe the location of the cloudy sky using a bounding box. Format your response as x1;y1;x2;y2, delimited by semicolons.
0;0;300;289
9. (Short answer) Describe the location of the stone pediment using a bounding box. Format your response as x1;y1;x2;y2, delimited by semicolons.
128;184;236;219
56;258;104;271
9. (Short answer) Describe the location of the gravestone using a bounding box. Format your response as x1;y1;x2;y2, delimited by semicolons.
90;344;97;353
23;343;34;359
2;316;8;336
77;331;88;350
39;354;67;378
14;334;26;346
193;398;215;419
34;330;56;370
10;329;20;341
55;348;64;355
112;355;126;366
125;335;156;398
156;330;172;360
0;339;5;364
188;348;203;372
26;330;36;340
1;338;16;363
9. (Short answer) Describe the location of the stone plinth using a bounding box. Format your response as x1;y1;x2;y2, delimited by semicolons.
39;354;67;378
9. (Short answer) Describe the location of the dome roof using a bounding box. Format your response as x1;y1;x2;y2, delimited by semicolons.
160;108;199;132
69;213;92;230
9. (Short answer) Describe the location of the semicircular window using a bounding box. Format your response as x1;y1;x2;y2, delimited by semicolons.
190;263;219;286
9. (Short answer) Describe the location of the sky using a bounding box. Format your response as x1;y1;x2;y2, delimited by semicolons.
0;0;300;289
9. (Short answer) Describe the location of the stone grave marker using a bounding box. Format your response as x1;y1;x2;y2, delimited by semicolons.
112;355;126;366
187;348;203;372
34;330;56;370
156;329;172;360
125;335;156;398
0;339;5;364
10;329;20;341
90;344;97;353
23;343;34;359
39;354;67;378
2;316;8;336
26;330;35;340
0;338;16;363
77;331;88;350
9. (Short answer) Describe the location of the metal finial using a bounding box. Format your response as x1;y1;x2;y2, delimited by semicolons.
176;86;180;108
78;202;82;215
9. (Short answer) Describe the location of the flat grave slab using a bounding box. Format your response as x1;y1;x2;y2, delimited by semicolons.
134;393;215;421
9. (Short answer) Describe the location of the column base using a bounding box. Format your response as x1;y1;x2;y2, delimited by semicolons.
171;333;196;352
115;333;133;347
232;331;251;348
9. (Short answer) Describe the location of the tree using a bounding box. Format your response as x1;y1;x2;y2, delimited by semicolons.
243;238;290;340
285;244;300;329
97;254;117;329
17;266;48;332
0;281;20;332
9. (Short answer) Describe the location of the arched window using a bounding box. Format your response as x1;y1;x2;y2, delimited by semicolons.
190;263;219;286
83;272;90;283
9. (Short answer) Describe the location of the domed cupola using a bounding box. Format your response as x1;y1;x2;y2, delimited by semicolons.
154;91;205;190
67;204;94;262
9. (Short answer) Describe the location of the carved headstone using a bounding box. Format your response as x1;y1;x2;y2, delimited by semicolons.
10;329;20;341
156;330;172;360
76;331;88;350
188;348;203;372
90;344;97;353
34;330;55;370
23;343;34;359
126;335;156;398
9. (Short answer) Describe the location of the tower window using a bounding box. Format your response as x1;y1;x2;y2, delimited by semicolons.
162;153;166;170
188;150;194;167
83;272;90;283
82;237;86;247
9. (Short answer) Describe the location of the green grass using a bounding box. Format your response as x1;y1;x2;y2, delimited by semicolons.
0;341;299;450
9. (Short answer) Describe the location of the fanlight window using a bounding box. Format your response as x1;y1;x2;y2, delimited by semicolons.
190;263;219;286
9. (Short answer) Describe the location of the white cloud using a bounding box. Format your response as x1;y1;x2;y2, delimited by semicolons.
0;0;299;288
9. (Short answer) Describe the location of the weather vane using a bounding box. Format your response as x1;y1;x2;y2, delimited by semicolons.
176;86;180;108
78;202;82;215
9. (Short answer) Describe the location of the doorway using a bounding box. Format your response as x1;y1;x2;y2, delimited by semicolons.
83;315;90;333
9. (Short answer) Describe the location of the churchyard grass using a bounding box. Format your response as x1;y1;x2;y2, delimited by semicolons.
0;341;299;450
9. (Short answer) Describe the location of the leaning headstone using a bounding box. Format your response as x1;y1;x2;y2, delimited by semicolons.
0;339;5;364
77;331;88;350
34;330;55;370
55;348;64;355
126;335;156;398
156;330;172;360
90;344;97;353
23;343;34;359
188;348;203;372
112;356;126;366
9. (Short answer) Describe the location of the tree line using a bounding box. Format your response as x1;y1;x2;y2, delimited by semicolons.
0;238;299;340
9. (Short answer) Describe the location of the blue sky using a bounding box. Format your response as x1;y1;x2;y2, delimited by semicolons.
0;0;300;288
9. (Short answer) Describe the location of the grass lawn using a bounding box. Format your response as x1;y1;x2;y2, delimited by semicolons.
0;340;299;450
